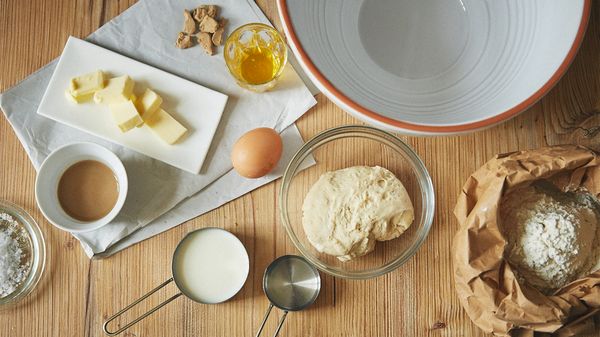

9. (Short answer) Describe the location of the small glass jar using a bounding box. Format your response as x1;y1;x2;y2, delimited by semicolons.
0;200;46;308
224;23;288;92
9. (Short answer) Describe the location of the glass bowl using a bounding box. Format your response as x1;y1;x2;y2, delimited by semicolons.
224;23;288;92
279;125;434;279
0;200;46;307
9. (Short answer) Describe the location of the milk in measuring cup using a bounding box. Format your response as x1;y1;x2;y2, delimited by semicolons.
173;228;249;303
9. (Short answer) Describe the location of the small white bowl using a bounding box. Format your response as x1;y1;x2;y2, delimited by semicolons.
35;142;128;233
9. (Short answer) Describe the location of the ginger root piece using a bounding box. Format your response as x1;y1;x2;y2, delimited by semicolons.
175;32;193;49
196;32;213;55
212;27;225;46
206;5;218;17
212;19;227;46
176;4;227;55
193;6;207;22
212;18;228;46
199;15;219;33
183;10;196;34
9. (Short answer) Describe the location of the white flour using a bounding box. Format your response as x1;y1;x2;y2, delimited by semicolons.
500;186;600;293
0;213;31;297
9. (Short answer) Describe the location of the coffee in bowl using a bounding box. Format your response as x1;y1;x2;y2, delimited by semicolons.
57;160;119;222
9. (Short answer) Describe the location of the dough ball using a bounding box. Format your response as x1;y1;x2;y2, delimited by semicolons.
302;166;414;261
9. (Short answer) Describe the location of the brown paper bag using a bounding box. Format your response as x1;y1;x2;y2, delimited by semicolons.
453;145;600;336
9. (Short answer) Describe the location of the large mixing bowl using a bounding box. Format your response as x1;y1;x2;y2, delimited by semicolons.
279;125;434;279
278;0;590;134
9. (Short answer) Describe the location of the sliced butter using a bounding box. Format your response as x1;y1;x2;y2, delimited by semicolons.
65;90;94;103
135;88;163;121
146;108;187;144
67;70;104;102
109;101;143;132
94;75;134;104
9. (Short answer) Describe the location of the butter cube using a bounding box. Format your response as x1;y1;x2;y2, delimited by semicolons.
109;101;143;132
94;75;134;104
65;90;93;103
135;88;163;121
146;109;188;144
67;70;104;102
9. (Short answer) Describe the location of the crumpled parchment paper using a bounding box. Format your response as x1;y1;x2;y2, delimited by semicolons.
453;145;600;336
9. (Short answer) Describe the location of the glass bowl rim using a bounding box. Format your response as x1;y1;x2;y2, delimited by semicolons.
279;125;435;279
0;199;46;307
223;22;289;86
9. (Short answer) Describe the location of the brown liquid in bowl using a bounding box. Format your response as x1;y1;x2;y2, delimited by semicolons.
57;160;119;222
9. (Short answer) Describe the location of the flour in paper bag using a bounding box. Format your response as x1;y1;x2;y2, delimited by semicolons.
500;185;600;293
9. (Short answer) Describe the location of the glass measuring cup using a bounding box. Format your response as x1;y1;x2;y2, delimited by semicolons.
255;255;321;337
103;227;249;336
224;23;288;92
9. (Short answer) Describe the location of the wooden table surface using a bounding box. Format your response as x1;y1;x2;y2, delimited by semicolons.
2;1;600;336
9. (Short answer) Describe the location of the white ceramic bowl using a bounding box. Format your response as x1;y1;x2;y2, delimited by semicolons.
278;0;590;135
35;142;128;233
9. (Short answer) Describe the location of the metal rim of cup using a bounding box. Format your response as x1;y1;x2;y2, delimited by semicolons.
262;255;321;311
171;227;250;304
103;227;249;336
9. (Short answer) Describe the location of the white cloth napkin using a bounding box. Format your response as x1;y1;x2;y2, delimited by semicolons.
0;0;317;257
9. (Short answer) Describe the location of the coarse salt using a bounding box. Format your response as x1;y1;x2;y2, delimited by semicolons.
0;212;31;298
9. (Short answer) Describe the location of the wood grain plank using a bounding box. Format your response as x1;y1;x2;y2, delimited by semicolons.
544;2;600;150
2;0;600;336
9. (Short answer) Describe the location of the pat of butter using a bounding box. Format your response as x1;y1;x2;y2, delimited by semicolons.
146;108;187;144
65;90;93;103
135;88;163;121
109;101;143;132
67;70;104;102
94;75;134;104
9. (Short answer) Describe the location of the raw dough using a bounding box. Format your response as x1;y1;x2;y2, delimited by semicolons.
302;166;414;261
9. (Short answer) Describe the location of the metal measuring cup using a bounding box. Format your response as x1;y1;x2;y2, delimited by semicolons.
103;227;249;336
255;255;321;337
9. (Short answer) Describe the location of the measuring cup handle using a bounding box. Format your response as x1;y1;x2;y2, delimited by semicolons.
254;303;274;337
254;304;289;337
102;277;183;336
272;310;289;337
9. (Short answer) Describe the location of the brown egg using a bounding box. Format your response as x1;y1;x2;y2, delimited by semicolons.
231;127;283;178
